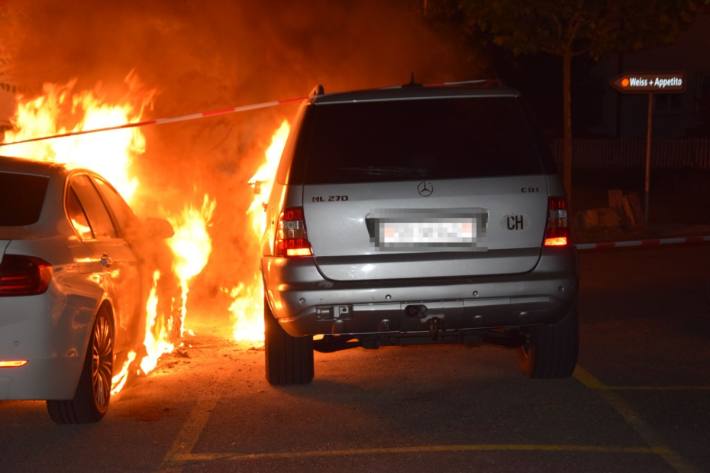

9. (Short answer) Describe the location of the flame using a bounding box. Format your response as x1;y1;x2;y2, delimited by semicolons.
2;78;148;203
228;120;290;346
168;194;217;337
247;120;290;235
1;77;216;393
225;276;265;344
111;351;137;395
139;270;176;373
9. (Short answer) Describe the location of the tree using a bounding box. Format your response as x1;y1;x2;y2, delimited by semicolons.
426;0;707;206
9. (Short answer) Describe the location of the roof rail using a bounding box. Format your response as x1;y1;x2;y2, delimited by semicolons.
377;78;503;91
403;72;422;88
310;84;325;97
430;79;501;87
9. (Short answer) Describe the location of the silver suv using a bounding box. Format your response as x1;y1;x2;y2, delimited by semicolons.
261;82;578;385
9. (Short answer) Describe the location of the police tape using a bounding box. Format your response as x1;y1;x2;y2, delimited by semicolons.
575;235;710;251
0;95;307;147
0;79;500;147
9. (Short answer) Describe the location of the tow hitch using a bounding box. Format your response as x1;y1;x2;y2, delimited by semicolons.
405;304;443;340
428;317;442;340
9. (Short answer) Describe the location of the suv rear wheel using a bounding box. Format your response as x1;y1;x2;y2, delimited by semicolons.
518;306;578;379
264;298;314;385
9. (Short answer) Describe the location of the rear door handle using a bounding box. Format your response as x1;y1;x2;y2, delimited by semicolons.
99;254;113;267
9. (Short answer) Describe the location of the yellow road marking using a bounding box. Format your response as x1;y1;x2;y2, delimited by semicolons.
157;355;703;471
159;398;218;473
158;365;233;473
574;366;700;473
171;444;662;463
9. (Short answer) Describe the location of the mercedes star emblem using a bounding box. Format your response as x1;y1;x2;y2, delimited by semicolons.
417;181;433;197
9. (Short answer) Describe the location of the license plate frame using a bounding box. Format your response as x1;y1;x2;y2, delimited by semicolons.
378;218;477;248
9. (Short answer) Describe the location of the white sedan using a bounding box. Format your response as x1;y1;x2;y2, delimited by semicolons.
0;155;169;423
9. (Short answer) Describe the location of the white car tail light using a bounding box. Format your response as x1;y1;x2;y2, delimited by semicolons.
0;360;28;368
0;254;52;296
275;207;313;257
543;197;569;247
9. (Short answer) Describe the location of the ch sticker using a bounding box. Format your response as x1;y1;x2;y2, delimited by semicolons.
506;215;524;231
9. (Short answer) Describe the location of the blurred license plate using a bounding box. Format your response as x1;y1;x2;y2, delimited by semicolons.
382;219;476;245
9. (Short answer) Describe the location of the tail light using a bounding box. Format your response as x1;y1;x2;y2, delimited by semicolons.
0;255;53;296
0;360;28;368
543;197;569;247
274;207;313;257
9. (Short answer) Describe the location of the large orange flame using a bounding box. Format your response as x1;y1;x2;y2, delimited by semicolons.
247;120;290;235
139;270;175;374
1;77;216;393
2;77;149;203
168;194;217;337
227;120;290;346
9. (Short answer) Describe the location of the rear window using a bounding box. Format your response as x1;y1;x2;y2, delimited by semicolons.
0;172;49;226
290;97;554;184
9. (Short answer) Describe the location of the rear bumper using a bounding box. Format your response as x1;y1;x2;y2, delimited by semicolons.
0;290;93;400
262;248;577;337
0;358;84;400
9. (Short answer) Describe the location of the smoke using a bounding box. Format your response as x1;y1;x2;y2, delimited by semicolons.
6;0;486;333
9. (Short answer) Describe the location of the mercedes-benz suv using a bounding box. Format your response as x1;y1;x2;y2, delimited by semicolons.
261;82;578;385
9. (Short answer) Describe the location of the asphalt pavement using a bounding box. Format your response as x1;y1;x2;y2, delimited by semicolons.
1;244;709;473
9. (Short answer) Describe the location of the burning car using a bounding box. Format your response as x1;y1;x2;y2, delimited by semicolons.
0;155;173;423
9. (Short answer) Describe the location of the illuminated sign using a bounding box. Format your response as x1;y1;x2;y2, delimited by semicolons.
611;72;686;93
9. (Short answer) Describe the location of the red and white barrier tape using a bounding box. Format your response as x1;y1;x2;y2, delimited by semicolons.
0;79;502;147
576;235;710;250
0;96;307;147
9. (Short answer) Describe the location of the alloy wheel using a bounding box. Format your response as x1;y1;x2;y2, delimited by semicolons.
91;314;113;412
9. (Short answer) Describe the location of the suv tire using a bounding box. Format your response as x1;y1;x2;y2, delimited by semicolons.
518;306;578;379
264;298;314;385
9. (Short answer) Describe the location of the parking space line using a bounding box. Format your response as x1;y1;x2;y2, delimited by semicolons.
169;443;662;464
157;364;231;473
158;396;219;473
574;366;700;473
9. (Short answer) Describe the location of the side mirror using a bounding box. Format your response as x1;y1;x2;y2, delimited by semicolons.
142;217;174;239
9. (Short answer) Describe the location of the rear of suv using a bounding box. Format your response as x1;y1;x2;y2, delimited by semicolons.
261;82;578;385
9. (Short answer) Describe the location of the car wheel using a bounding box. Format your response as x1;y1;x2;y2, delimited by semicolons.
264;298;313;385
518;305;578;379
47;305;114;424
